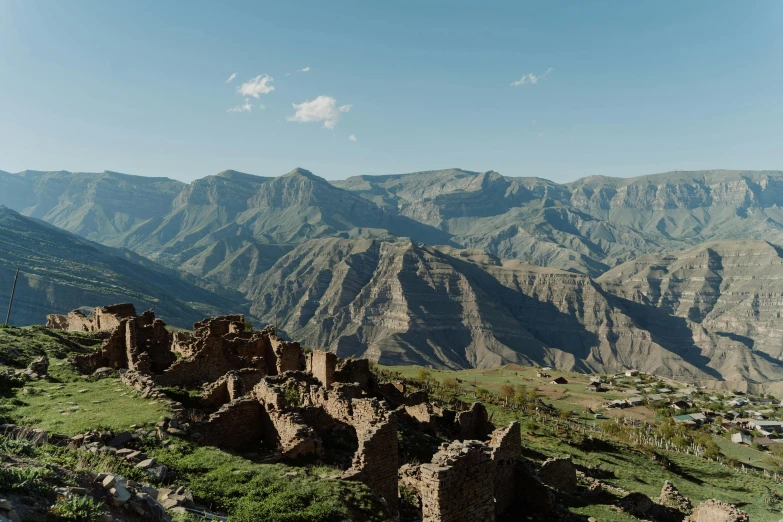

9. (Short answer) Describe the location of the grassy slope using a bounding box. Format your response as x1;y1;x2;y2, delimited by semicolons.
382;364;781;521
0;326;386;522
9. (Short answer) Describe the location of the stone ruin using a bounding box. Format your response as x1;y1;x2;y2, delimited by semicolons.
397;422;521;522
47;303;138;332
53;303;730;521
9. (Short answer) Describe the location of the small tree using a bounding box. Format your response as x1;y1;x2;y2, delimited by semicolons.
500;384;515;407
417;368;432;390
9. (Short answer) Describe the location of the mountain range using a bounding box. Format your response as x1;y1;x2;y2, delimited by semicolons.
3;166;783;391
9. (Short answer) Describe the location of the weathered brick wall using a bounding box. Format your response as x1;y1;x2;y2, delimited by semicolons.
403;403;435;430
262;410;323;458
95;303;137;331
539;457;577;492
270;337;306;373
197;398;265;451
343;403;399;514
489;421;520;516
456;402;491;440
334;358;371;391
48;303;137;333
307;351;337;390
419;441;496;522
155;345;254;387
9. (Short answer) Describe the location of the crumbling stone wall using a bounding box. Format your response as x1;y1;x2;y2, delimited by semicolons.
419;440;496;522
342;401;399;514
489;421;520;515
335;358;371;391
153;318;285;388
306;351;337;390
197;398;265;451
171;331;195;357
47;303;138;332
539;457;577;492
73;312;174;374
456;402;491;440
201;369;265;409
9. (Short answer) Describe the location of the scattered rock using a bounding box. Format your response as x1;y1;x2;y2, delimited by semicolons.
659;480;693;514
27;356;49;376
92;367;114;378
107;431;133;448
617;492;654;517
686;499;749;522
110;484;131;506
135;458;156;469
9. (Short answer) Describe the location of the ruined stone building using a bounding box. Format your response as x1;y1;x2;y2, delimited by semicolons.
53;304;537;520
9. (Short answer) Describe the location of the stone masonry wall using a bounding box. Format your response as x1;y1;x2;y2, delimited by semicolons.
419;440;496;522
197;398;265;451
307;351;337;390
456;402;491;440
489;421;521;516
342;401;399;514
47;303;137;333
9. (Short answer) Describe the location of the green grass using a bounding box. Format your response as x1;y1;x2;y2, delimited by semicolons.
0;325;103;368
7;371;170;435
713;435;771;470
151;441;387;522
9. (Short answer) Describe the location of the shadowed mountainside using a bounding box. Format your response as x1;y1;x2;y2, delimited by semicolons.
0;206;248;328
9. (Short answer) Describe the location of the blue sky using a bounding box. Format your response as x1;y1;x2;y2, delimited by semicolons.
1;1;781;182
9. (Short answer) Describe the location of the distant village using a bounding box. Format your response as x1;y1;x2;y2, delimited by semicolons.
548;368;783;451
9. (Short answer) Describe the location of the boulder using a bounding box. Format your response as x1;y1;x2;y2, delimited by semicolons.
107;431;133;448
27;356;49;376
617;492;654;517
110;484;132;506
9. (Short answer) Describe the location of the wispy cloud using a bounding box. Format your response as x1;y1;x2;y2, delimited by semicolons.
298;66;311;73
227;99;253;113
238;75;275;98
511;67;554;87
225;73;237;84
348;134;357;142
287;95;351;129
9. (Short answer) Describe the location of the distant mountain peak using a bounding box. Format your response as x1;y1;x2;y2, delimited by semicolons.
215;169;264;180
282;168;322;181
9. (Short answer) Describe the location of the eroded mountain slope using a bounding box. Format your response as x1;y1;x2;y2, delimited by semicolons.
247;237;782;382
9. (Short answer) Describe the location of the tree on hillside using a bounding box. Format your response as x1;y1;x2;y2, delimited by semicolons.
500;384;515;407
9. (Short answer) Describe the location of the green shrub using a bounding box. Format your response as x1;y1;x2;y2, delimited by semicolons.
51;495;105;521
0;466;53;494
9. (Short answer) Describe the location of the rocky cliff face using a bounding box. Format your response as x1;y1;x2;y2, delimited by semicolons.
6;167;783;384
337;169;783;275
598;240;783;370
247;237;781;382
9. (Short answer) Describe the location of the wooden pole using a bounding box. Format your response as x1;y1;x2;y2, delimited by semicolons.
5;267;19;327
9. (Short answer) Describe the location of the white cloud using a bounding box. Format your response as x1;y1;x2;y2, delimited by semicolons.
227;99;253;113
511;67;553;87
237;75;275;98
287;95;352;129
537;132;544;137
259;104;266;110
298;66;310;72
225;72;237;84
348;134;357;142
